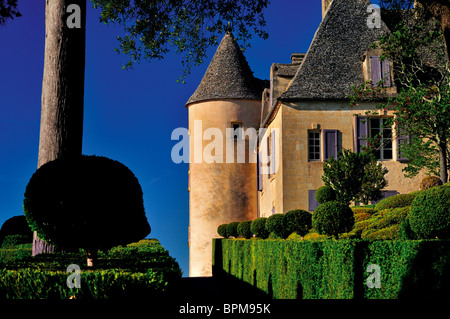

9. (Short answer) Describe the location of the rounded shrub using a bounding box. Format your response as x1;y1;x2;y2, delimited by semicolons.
312;201;354;239
226;222;240;238
409;185;450;239
374;193;417;211
265;214;288;238
315;186;336;204
250;217;269;239
237;221;253;239
419;176;443;191
282;209;312;238
0;215;32;246
217;224;228;238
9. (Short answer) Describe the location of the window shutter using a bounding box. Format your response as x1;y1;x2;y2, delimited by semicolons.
257;152;263;191
396;125;410;162
271;129;276;175
370;56;382;86
309;190;320;212
381;59;391;87
354;116;368;153
371;190;398;205
323;130;338;160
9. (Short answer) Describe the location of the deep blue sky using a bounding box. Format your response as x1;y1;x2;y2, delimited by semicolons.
0;0;326;276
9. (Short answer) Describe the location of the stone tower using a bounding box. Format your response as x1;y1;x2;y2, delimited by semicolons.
186;29;265;277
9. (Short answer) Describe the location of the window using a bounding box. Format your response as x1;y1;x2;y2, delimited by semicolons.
309;190;320;212
308;131;321;161
323;129;338;161
370;56;391;87
370;118;393;160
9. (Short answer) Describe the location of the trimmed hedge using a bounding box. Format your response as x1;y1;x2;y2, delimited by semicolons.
237;221;253;239
419;176;443;191
282;210;312;238
266;214;288;239
213;238;450;299
217;224;228;238
374;193;417;211
250;218;269;239
315;186;336;204
226;222;240;238
312;201;354;239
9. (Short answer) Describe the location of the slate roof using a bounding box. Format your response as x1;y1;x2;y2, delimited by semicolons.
186;31;266;106
280;0;390;101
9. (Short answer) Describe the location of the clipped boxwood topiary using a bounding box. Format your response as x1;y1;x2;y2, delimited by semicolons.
312;201;354;239
226;222;240;238
266;214;288;239
250;217;269;239
282;210;312;238
419;176;443;191
409;185;450;239
217;224;228;238
315;186;336;204
237;221;253;239
0;215;32;246
374;193;417;211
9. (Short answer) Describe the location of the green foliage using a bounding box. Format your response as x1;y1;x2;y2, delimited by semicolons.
282;210;312;238
250;217;269;239
23;155;151;254
0;239;182;299
315;186;336;204
226;222;240;238
0;215;32;246
374;193;417;210
1;235;30;248
409;185;450;239
420;176;443;190
0;0;21;26
90;0;269;81
217;224;228;238
237;221;253;239
312;201;355;239
361;207;409;240
265;214;288;239
322;149;388;205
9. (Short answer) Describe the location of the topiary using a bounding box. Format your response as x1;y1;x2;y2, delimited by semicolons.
250;217;269;239
23;155;151;267
374;193;417;211
282;210;312;238
226;222;240;238
409;185;450;239
315;186;336;204
217;224;228;238
237;221;253;239
419;176;443;191
312;201;354;239
0;215;32;246
265;214;288;239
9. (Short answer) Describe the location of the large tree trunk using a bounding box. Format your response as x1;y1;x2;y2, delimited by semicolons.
33;0;86;256
439;142;449;183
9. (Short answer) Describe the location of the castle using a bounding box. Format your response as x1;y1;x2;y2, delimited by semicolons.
186;0;427;277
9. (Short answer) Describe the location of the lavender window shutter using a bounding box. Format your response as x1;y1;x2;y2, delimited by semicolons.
257;152;263;191
382;59;391;87
372;190;398;205
370;56;382;86
396;125;409;162
324;130;338;160
355;116;368;153
271;129;276;175
309;190;319;212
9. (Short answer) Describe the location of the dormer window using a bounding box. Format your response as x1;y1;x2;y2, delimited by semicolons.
370;56;391;87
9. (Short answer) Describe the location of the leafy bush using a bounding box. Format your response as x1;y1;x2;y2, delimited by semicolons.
374;193;417;211
1;235;30;248
265;214;288;239
282;210;312;238
237;221;253;239
351;207;377;215
23;155;151;267
400;217;417;240
0;216;32;246
250;218;269;239
419;176;443;191
217;224;228;238
312;201;354;239
226;222;240;238
409;185;450;239
315;186;336;204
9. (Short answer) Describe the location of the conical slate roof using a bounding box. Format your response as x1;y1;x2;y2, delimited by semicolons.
280;0;390;101
186;31;264;106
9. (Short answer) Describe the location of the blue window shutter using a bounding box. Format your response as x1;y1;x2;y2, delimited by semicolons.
370;56;382;86
309;190;319;212
323;130;338;160
382;59;391;87
354;116;368;153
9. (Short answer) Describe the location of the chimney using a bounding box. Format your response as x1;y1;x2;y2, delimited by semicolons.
322;0;332;19
291;53;305;64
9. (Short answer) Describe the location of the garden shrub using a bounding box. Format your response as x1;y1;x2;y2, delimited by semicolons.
0;235;30;248
282;209;312;238
250;217;269;239
315;186;336;204
237;221;253;239
374;193;417;211
265;214;288;239
361;207;409;240
409;185;450;239
351;207;377;215
419;176;443;191
226;222;240;238
217;224;228;238
400;217;417;240
312;201;354;239
0;215;32;246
